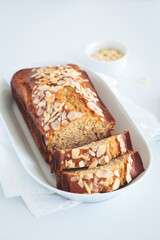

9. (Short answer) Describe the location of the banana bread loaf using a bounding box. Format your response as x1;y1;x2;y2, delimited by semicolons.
11;64;115;164
51;131;133;172
57;151;144;194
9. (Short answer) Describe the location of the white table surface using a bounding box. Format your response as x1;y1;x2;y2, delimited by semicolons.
0;0;160;239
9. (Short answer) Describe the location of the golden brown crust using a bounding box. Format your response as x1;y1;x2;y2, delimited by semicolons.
51;131;133;172
56;151;144;194
11;64;115;164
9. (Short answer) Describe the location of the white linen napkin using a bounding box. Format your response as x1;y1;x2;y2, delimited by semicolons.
0;73;159;217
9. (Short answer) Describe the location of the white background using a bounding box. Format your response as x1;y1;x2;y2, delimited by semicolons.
0;0;160;239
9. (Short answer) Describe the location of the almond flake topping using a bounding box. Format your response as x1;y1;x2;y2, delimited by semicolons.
89;159;98;169
89;150;95;156
79;160;85;168
83;173;93;180
51;119;60;130
31;64;104;138
72;149;80;159
84;181;91;194
92;146;98;152
44;112;50;123
71;176;77;182
78;179;84;188
95;169;113;178
99;155;109;165
92;183;99;192
117;135;127;154
126;163;132;183
114;170;120;177
112;178;120;191
97;144;106;158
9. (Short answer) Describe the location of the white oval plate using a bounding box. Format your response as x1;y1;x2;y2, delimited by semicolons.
0;60;152;202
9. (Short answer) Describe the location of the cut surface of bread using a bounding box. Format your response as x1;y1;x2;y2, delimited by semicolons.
51;131;133;172
57;151;144;194
11;64;115;164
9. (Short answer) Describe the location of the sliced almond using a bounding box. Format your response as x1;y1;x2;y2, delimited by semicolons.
38;101;46;107
62;111;66;121
117;135;127;154
112;178;120;190
78;154;90;161
62;120;69;126
78;179;84;188
87;101;95;111
99;155;109;165
109;178;114;185
128;156;133;165
44;112;50;123
89;150;95;157
50;109;59;118
67;111;83;121
51;119;60;130
38;85;50;91
48;94;55;103
103;179;110;187
44;124;50;131
49;86;55;92
89;159;98;169
83;173;93;180
92;183;99;192
126;163;132;183
95;169;113;179
47;103;53;114
67;160;75;169
92;146;98;152
97;144;106;158
59;102;65;110
52;86;63;92
49;112;61;123
57;80;65;85
114;170;120;177
37;109;43;116
87;102;103;115
67;160;72;166
71;176;77;182
94;176;99;183
95;110;104;117
79;160;85;168
84;181;91;194
88;182;93;191
45;91;52;98
126;173;132;183
99;180;104;185
72;149;80;159
33;98;40;104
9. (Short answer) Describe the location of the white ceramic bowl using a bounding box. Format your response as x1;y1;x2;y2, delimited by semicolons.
85;40;129;76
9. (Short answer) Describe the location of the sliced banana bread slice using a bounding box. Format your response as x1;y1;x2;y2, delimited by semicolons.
51;131;133;172
57;151;144;194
